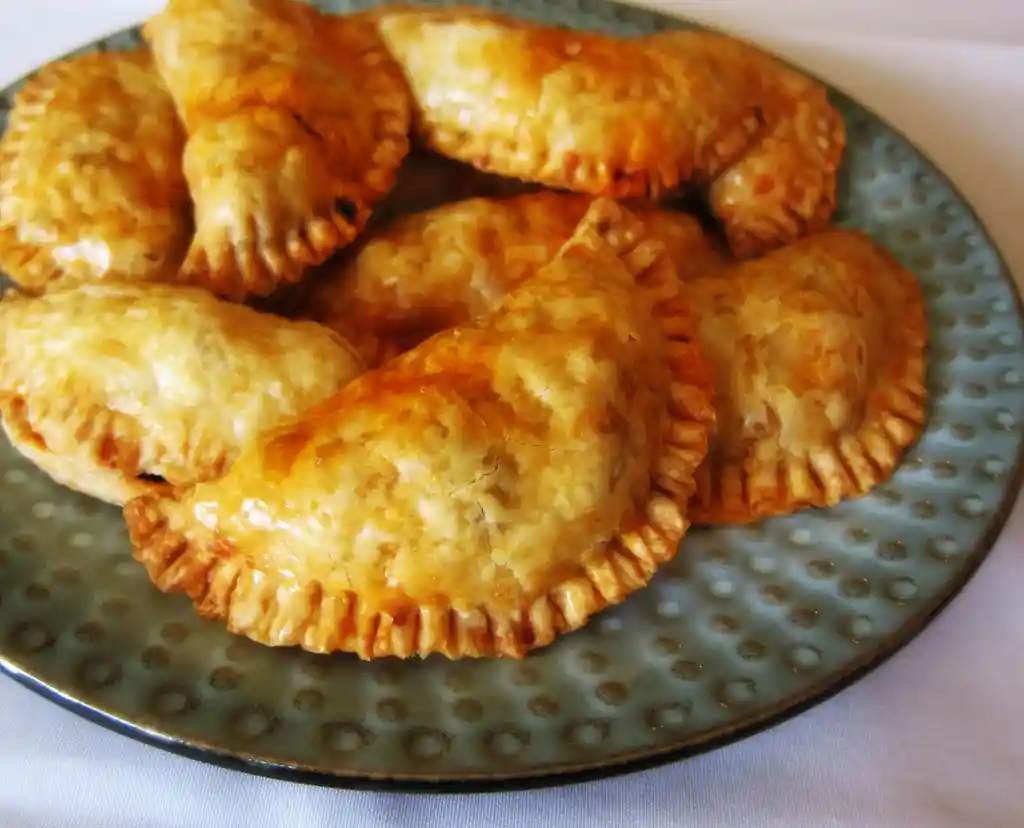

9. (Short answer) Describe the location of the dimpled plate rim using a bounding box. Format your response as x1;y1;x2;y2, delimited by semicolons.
0;0;1021;794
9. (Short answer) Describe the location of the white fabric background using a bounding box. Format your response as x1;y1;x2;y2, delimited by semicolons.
1;2;1023;826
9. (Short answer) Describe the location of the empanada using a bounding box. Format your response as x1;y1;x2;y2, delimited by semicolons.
0;50;190;293
688;230;928;525
144;0;411;299
368;6;844;256
124;199;716;660
304;191;729;366
0;283;364;505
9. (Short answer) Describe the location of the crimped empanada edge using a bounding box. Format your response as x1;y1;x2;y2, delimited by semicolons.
0;387;230;507
123;199;717;660
176;16;413;300
690;250;929;526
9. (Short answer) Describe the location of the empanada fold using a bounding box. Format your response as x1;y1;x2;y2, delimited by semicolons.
144;7;412;299
690;253;927;525
124;199;715;659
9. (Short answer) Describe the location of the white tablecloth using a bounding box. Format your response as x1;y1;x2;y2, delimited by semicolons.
1;1;1023;826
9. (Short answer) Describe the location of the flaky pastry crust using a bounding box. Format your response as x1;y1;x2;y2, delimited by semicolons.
367;6;844;256
143;0;411;299
124;199;716;660
303;191;729;366
688;230;928;524
0;283;365;505
0;50;190;293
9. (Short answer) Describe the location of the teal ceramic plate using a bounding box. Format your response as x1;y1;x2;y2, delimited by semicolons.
1;0;1022;793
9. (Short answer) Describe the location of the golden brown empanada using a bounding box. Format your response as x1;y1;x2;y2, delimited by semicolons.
688;230;928;525
304;191;729;366
124;199;716;660
0;50;190;293
143;0;411;299
0;283;364;505
367;6;844;257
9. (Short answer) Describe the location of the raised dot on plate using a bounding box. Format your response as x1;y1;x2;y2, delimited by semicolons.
4;469;27;485
24;583;50;601
788;607;819;629
232;707;277;739
950;423;976;441
790;528;813;547
748;554;776;575
736;639;767;660
527;695;559;718
990;298;1010;313
578;650;608;673
647;702;691;730
13;623;53;653
710;614;738;634
760;584;790;605
70;532;93;548
979;457;1005;478
840;576;872;598
100;597;132;617
996;332;1017;348
293;689;324;712
404;727;452;760
512;664;539;685
565;719;611;748
651;635;681;656
672;659;702;681
160;622;190;645
599;615;624;634
453;698;483;722
875;488;903;506
880;540;908;562
789;645;822;671
442;666;472;692
376;698;408;723
52;565;80;584
930;535;958;559
846;615;874;641
152;685;198;716
887;577;919;603
958;495;986;517
596;681;629;706
77;657;122;691
716;679;756;707
141;646;170;670
209;666;241;690
323;721;373;753
992;409;1016;430
911;501;937;519
486;726;529;757
708;579;735;598
31;502;56;519
657;599;682;618
74;621;104;643
1001;369;1021;387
